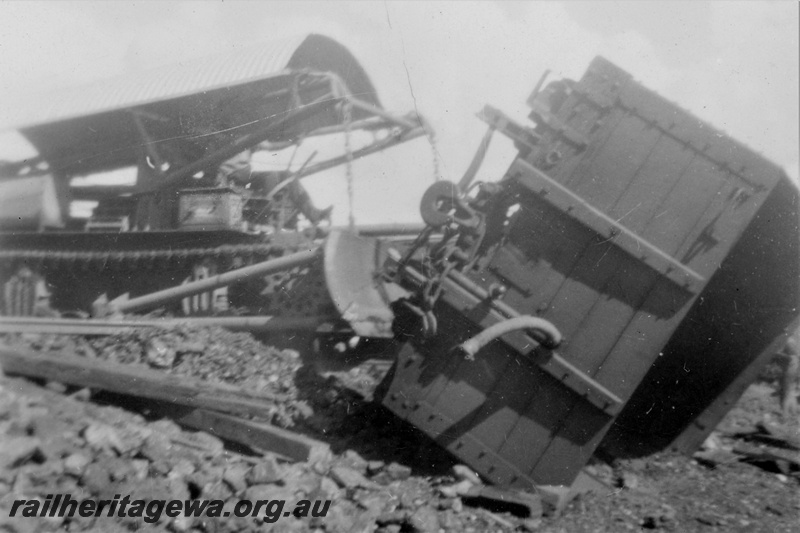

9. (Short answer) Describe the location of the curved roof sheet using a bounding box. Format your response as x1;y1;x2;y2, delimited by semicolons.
6;34;380;130
6;34;383;176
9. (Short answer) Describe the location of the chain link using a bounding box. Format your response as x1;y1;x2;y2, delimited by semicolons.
427;125;441;182
342;99;356;230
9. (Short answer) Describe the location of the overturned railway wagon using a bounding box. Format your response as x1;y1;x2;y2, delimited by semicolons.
1;46;798;497
336;57;800;492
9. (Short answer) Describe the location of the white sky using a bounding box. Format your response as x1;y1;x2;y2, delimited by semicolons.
0;1;797;226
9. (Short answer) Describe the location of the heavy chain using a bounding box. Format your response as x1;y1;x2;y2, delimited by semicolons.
427;125;441;182
343;99;356;230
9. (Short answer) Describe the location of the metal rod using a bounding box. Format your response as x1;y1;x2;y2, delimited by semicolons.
396;262;520;321
458;125;496;191
397;264;563;352
339;223;428;237
529;68;551;103
115;249;320;314
0;315;330;336
71;124;424;199
69;186;136;200
345;96;420;131
304;117;396;137
130;111;167;177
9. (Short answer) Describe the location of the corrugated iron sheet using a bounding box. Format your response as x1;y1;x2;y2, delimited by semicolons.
2;34;382;176
4;34;370;130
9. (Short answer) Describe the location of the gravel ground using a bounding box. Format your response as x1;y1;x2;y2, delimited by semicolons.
0;328;798;532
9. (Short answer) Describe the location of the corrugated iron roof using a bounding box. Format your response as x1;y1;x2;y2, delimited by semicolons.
4;34;376;130
4;34;383;176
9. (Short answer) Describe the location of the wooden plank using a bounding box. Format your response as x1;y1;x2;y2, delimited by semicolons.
594;281;690;396
533;350;621;412
521;266;672;483
504;156;716;483
421;342;513;440
383;338;464;432
542;240;644;372
510;159;703;292
174;409;330;464
494;370;578;486
569;115;661;212
0;347;284;418
456;355;539;456
557;94;627;188
510;201;598;309
675;178;766;278
497;200;596;315
554;260;658;376
640;156;724;257
609;136;695;235
403;309;494;434
457;347;620;484
529;402;612;485
442;428;537;489
530;286;664;480
536;276;696;480
618;80;782;190
434;280;622;412
433;276;622;413
383;307;617;487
